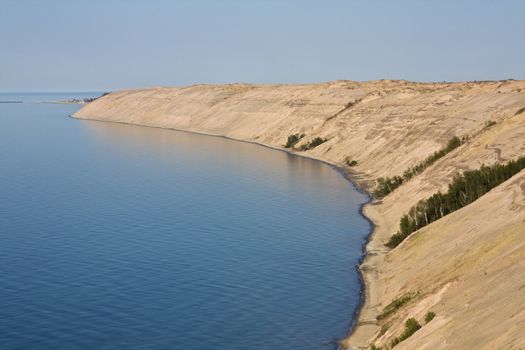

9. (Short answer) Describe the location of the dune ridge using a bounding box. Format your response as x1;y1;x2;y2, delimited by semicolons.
75;80;525;349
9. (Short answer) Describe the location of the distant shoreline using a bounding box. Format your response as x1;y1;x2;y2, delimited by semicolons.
43;94;108;105
42;100;87;105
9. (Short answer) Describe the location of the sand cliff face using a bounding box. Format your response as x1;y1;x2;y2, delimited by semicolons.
75;80;525;349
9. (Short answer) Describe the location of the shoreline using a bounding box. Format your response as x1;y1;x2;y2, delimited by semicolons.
71;81;525;348
341;199;376;348
69;113;378;347
43;101;86;105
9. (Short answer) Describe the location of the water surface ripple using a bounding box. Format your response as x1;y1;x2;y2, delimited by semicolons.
0;93;370;350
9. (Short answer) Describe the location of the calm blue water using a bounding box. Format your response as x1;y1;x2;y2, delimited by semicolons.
0;93;370;350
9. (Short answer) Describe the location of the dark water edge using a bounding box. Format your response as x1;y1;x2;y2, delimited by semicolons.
1;94;372;350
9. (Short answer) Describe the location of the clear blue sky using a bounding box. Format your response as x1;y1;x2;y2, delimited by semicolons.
1;0;524;91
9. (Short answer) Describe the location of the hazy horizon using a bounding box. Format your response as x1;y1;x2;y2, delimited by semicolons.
1;0;524;92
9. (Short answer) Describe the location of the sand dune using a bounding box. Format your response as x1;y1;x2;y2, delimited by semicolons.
75;80;525;349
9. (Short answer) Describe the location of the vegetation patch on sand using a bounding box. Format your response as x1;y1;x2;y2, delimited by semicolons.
425;311;436;323
390;318;422;348
344;156;358;167
377;293;414;321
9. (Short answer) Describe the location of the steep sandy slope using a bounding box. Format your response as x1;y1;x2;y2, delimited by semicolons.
345;108;525;348
75;80;525;349
354;170;525;350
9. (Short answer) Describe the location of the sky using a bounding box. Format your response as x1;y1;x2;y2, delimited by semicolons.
1;0;524;91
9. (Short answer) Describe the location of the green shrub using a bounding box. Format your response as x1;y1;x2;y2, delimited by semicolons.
387;156;525;248
391;318;422;347
425;311;435;323
345;156;358;167
299;137;328;151
284;133;305;148
399;318;422;340
308;137;327;149
377;294;413;320
370;344;382;350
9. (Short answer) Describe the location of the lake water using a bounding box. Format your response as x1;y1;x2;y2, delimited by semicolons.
0;93;370;350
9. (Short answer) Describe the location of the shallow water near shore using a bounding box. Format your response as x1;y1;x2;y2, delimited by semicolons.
0;93;370;350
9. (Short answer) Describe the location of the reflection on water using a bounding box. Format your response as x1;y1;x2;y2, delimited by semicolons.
0;95;370;350
83;120;340;196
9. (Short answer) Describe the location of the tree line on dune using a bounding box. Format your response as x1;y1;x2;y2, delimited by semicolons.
373;136;464;198
387;156;525;248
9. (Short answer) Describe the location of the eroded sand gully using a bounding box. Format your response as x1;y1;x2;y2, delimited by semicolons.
75;80;525;349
